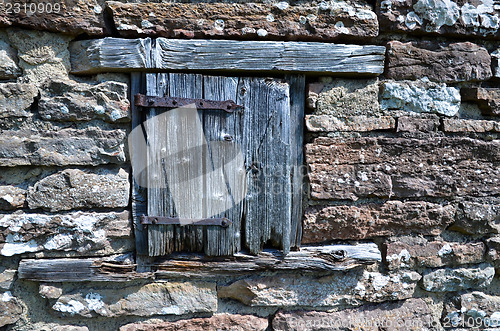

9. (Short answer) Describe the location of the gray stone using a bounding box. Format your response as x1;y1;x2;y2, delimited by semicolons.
386;237;485;270
0;83;38;118
0;36;20;79
397;116;440;132
486;236;500;270
27;168;130;212
0;211;132;257
303;202;455;243
461;87;500;116
0;186;25;210
311;78;380;116
120;314;269;331
451;200;500;235
305;115;395;132
422;263;495;292
0;267;15;290
39;79;130;123
7;30;71;85
0;291;23;327
0;127;126;166
219;269;420;307
444;292;500;328
381;79;461;117
272;298;437;331
50;282;217;317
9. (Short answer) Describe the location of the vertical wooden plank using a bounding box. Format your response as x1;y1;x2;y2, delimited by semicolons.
287;75;306;249
130;72;156;271
242;77;292;255
202;76;244;256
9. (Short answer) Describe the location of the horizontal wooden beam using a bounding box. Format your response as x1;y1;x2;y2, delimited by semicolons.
18;244;381;282
70;38;385;75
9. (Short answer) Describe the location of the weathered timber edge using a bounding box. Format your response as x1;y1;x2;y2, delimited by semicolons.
70;38;386;75
18;244;381;282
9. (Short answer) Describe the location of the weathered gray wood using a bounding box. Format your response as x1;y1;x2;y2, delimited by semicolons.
18;244;381;281
242;77;292;255
70;38;152;74
70;38;385;75
288;75;306;249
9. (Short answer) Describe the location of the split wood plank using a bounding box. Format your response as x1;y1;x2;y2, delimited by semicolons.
18;244;381;282
70;38;385;75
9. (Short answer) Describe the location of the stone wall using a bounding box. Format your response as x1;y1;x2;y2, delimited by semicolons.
1;0;499;330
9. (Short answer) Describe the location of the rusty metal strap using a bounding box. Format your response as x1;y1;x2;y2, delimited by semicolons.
140;215;232;227
134;94;243;113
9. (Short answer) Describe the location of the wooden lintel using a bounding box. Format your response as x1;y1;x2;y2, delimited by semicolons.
70;37;385;75
18;244;381;282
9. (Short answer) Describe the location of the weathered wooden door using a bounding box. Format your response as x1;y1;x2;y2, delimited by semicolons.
137;73;304;257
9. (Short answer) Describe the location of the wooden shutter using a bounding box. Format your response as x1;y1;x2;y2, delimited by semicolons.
138;73;304;257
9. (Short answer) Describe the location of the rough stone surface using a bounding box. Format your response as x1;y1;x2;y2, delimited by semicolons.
108;1;378;41
310;78;381;116
422;263;495;292
0;211;132;257
0;267;15;290
50;282;217;317
385;237;485;270
7;30;71;85
306;137;500;200
386;41;492;83
0;1;107;36
0;35;21;79
27;168;129;212
443;118;500;132
272;298;436;331
119;314;269;331
451;200;500;234
487;236;500;269
302;202;455;243
381;79;461;116
305;115;395;132
461;87;500;116
397;115;440;132
0;127;126;167
444;291;500;328
0;186;26;210
378;0;500;38
0;291;23;327
219;269;421;307
0;83;38;118
39;79;130;123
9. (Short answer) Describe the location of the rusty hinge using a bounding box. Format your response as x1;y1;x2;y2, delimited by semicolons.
134;94;243;113
140;215;232;227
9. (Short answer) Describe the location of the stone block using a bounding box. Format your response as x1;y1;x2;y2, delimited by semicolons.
385;237;485;270
27;168;130;212
272;298;436;331
0;186;25;210
302;202;455;243
0;83;38;118
7;30;71;85
108;1;378;41
0;34;20;79
397;115;440;132
219;269;421;307
443;118;500;132
451;200;500;235
0;291;22;327
39;79;130;123
311;78;381;116
461;87;500;116
119;314;269;331
444;291;500;328
305;115;395;132
381;79;460;116
378;0;500;38
50;281;217;317
386;41;491;83
0;1;107;36
422;263;495;292
0;211;132;257
0;127;126;166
